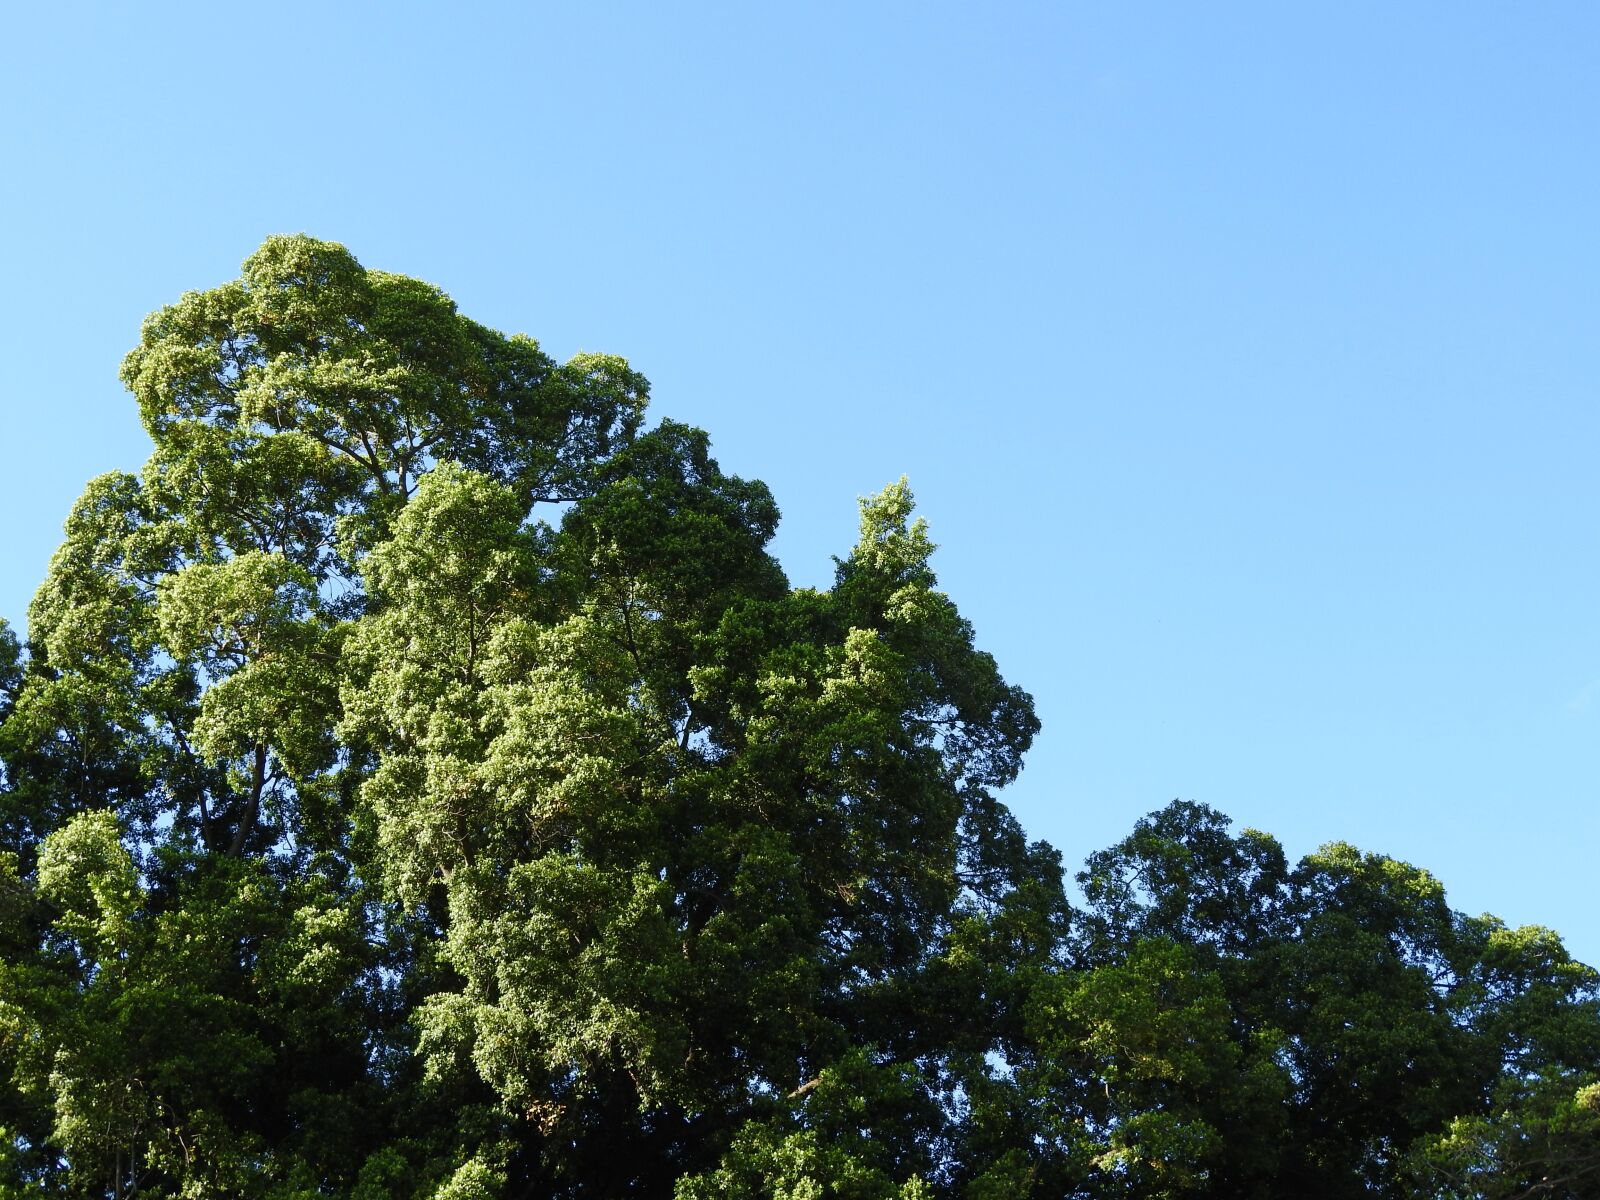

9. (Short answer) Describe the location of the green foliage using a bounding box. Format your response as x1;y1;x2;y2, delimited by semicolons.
675;1073;938;1200
36;811;142;954
1407;1073;1600;1198
3;237;1597;1198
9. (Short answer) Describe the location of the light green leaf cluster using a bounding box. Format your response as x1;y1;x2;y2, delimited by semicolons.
36;810;142;955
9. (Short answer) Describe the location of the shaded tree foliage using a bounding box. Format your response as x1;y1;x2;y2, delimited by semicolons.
1;238;1595;1198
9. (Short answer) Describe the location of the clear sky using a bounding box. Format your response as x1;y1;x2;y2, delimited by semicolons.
3;4;1598;962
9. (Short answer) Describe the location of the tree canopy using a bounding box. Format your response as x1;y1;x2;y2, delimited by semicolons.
1;236;1596;1199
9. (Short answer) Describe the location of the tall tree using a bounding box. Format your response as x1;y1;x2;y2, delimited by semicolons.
1;237;1060;1198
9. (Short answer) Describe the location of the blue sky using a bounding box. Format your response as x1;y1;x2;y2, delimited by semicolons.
3;3;1598;961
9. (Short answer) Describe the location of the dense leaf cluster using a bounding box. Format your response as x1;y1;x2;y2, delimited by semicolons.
1;238;1596;1198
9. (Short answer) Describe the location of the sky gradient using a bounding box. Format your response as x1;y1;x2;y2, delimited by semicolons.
3;4;1598;961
